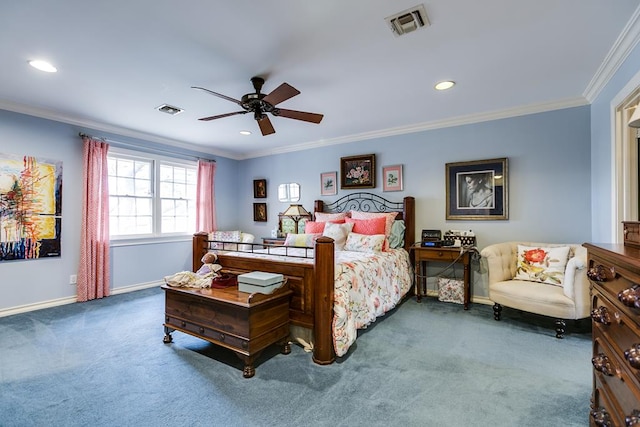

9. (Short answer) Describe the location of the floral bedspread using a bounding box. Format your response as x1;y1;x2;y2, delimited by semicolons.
214;247;414;356
332;249;413;356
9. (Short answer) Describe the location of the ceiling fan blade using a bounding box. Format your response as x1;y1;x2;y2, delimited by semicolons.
191;86;243;106
257;115;275;136
198;111;247;121
262;83;300;106
273;108;324;124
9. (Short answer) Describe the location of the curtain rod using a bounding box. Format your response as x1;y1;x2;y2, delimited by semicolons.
78;132;216;162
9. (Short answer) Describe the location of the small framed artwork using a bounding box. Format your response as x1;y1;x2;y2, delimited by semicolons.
340;153;375;189
253;202;267;222
382;164;403;192
320;171;337;196
253;179;267;198
445;157;508;220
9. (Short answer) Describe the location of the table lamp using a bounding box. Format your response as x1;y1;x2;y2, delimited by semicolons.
282;204;310;234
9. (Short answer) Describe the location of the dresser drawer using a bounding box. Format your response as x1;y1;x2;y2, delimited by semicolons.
593;330;640;417
592;292;640;393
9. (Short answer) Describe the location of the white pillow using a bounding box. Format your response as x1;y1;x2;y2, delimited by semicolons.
322;222;354;250
514;245;571;286
314;211;349;222
344;232;385;253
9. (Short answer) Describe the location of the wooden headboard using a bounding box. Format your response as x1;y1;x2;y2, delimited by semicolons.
313;192;415;252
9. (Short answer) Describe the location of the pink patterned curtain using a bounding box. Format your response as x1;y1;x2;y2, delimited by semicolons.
77;136;110;302
196;159;216;232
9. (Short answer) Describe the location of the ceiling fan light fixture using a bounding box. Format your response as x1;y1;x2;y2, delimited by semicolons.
29;60;57;73
435;81;455;91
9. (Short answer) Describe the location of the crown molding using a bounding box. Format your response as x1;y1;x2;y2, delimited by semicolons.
0;99;242;160
584;6;640;102
242;97;589;159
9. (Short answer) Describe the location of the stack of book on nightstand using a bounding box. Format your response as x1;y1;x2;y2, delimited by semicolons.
238;271;285;294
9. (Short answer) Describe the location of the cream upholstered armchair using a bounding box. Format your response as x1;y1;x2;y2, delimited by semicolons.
480;242;590;338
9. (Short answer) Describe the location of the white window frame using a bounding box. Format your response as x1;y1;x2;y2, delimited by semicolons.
108;147;197;242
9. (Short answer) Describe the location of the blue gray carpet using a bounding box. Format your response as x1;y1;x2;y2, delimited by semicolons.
0;287;591;426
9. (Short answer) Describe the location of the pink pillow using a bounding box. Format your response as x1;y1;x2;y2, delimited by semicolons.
305;221;326;233
350;211;398;250
314;211;349;222
345;217;386;235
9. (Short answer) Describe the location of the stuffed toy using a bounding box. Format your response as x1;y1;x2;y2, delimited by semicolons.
164;252;223;288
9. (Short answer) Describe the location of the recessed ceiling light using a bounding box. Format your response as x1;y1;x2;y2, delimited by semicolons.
240;130;251;135
435;81;455;91
28;60;57;73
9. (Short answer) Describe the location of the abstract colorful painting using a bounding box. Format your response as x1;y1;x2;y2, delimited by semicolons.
0;153;62;261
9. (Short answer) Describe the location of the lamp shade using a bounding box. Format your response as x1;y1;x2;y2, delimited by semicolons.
283;204;310;219
629;105;640;128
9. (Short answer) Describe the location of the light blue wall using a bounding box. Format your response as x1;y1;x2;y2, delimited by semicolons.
590;42;640;242
0;110;239;312
238;107;592;249
0;101;599;311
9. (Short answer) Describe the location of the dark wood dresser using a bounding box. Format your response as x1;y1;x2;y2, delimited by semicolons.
583;242;640;426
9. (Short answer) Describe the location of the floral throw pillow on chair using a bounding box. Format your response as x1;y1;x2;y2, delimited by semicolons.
514;245;571;286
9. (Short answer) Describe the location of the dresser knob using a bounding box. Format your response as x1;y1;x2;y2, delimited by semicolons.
219;333;225;341
199;327;204;334
181;321;186;328
588;265;615;282
624;344;640;369
625;409;640;426
591;406;612;426
618;285;640;308
591;306;611;325
592;353;615;376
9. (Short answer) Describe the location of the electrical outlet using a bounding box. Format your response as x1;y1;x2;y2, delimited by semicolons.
69;274;77;285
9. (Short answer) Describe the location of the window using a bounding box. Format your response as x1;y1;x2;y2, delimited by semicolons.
108;150;197;238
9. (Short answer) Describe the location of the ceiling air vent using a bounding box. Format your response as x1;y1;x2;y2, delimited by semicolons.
156;104;184;115
385;4;430;37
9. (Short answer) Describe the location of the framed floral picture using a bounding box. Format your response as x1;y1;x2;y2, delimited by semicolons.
253;179;266;198
320;171;337;196
253;202;267;222
445;157;508;220
382;164;403;192
340;154;375;189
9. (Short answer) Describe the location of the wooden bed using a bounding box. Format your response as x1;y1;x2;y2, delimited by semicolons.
192;192;415;365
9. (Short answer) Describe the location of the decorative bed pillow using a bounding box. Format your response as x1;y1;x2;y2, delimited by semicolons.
304;221;326;234
514;245;571;286
322;222;354;250
345;217;386;235
350;211;398;251
314;211;349;222
283;233;321;247
343;232;385;253
209;230;241;242
389;220;406;249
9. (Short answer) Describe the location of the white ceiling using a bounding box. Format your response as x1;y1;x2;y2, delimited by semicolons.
1;1;639;159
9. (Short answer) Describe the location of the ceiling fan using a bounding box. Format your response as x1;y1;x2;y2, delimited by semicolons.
192;77;324;136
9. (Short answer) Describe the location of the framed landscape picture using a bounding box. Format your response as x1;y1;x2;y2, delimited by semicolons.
445;157;508;220
340;154;375;189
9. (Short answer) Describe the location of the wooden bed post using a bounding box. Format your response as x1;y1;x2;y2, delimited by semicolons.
403;196;416;251
313;236;336;365
192;232;208;272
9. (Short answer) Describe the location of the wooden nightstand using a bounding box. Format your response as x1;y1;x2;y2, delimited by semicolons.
411;245;472;310
162;284;292;378
262;237;286;247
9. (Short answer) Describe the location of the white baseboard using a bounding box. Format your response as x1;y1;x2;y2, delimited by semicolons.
0;280;163;318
